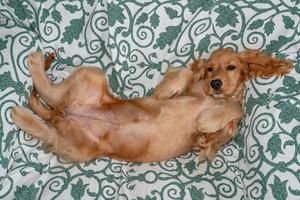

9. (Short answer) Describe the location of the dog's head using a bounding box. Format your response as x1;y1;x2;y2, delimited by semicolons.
191;48;293;101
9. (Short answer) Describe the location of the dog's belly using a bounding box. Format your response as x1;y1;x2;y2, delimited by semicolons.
137;120;197;162
51;96;207;162
116;102;201;162
53;113;152;161
54;112;195;162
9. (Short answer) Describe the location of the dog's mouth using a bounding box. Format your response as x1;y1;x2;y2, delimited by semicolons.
205;86;225;98
211;92;225;98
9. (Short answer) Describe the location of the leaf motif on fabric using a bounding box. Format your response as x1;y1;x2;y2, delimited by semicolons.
245;93;270;115
137;195;156;200
3;130;15;152
107;2;126;26
14;184;39;200
0;38;8;51
31;162;47;174
274;100;300;123
164;7;178;19
289;186;300;197
108;69;122;93
0;72;28;97
0;157;9;169
61;17;85;44
269;176;288;200
258;93;271;106
245;95;257;115
187;0;214;13
198;34;211;55
71;179;89;200
64;4;79;14
266;134;283;159
136;12;148;25
283;140;295;149
215;5;239;28
282;15;295;29
148;62;162;72
274;52;287;59
188;186;205;199
40;8;50;23
248;19;264;30
150;13;160;28
264;36;291;53
52;9;62;23
264;20;275;36
234;134;244;148
7;0;33;20
87;0;95;6
154;25;181;49
61;56;74;66
276;76;300;94
291;125;300;137
185;160;196;174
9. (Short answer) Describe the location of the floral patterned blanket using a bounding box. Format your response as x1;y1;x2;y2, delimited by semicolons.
0;0;299;199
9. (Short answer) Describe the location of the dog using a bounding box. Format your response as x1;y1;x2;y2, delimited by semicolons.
12;49;291;162
11;51;244;162
153;48;293;159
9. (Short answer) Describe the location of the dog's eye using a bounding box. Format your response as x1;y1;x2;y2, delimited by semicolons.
227;65;236;71
207;67;213;72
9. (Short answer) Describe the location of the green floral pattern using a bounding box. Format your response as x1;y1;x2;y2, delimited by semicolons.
0;0;299;199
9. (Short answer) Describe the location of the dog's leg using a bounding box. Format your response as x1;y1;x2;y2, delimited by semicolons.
11;107;54;139
11;107;87;161
29;52;115;107
153;68;193;100
28;52;65;107
28;89;52;120
29;53;55;120
197;120;239;160
196;100;242;160
197;101;243;133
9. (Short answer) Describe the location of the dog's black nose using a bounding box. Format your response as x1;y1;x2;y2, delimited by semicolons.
210;79;222;90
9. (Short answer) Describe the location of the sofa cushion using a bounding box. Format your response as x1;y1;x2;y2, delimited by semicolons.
0;0;299;199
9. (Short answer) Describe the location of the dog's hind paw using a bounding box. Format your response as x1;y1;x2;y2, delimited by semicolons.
28;52;44;72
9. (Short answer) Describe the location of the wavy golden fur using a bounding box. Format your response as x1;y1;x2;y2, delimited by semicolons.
154;48;292;158
11;48;292;162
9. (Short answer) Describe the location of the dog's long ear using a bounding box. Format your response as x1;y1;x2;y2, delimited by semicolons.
188;59;207;81
238;50;293;79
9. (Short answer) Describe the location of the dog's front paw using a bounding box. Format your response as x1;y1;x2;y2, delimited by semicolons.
197;114;223;133
154;68;193;100
153;85;181;100
28;52;44;72
197;134;218;161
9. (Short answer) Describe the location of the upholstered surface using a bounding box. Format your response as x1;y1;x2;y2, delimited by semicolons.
0;0;299;199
